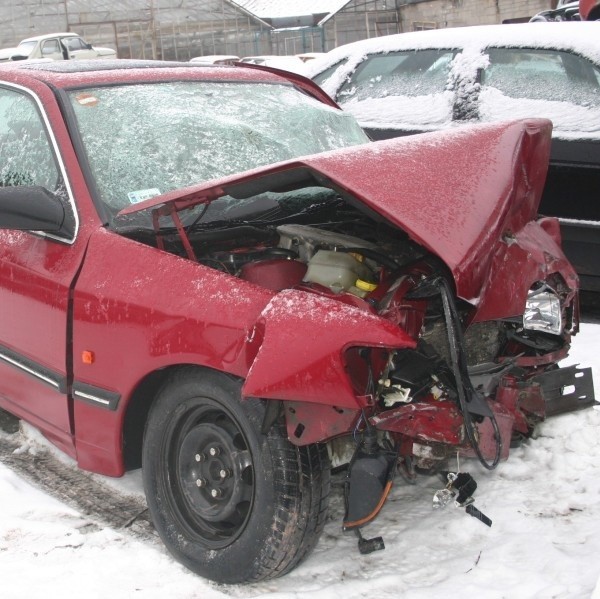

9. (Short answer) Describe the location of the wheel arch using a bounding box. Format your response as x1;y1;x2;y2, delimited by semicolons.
121;363;242;471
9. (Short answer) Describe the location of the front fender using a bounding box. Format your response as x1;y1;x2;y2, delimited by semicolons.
242;289;416;409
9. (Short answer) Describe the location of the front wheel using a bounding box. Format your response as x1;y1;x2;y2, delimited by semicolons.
142;368;330;583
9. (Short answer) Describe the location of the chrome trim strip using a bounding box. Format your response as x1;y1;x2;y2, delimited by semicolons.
73;390;110;406
0;81;80;245
0;350;61;389
72;382;121;411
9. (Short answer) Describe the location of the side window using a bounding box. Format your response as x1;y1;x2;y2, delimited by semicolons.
481;48;600;107
65;38;84;51
41;39;60;56
0;87;63;194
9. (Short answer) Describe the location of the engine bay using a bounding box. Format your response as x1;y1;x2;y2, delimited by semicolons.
117;183;570;367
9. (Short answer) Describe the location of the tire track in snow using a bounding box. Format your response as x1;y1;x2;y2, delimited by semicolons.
0;425;157;543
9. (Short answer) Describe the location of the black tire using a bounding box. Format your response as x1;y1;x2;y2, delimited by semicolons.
142;367;330;584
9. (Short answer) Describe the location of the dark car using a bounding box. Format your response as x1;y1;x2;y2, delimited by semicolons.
310;22;600;292
0;59;595;583
530;0;600;20
530;0;581;21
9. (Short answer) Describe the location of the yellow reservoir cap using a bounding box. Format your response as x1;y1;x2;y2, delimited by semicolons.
355;279;377;292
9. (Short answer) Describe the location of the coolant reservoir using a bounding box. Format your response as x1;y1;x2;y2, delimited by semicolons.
350;278;378;298
303;250;374;294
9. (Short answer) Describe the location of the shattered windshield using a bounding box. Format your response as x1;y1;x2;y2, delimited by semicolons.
68;81;368;221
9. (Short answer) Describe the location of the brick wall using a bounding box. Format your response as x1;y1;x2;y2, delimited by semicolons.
397;0;552;29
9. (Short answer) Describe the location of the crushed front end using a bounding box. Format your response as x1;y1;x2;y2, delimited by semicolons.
117;118;596;545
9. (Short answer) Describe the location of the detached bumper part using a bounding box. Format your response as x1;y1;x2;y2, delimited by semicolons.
532;365;596;416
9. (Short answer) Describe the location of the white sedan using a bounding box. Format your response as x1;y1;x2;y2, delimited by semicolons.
0;32;116;62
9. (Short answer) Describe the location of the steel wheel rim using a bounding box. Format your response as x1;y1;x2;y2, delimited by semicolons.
164;399;255;548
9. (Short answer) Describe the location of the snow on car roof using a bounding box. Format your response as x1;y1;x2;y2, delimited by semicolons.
14;59;201;73
20;32;80;43
308;22;600;76
0;59;290;84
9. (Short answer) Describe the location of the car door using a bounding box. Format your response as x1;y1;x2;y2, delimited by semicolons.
0;84;84;454
40;38;67;61
62;37;96;60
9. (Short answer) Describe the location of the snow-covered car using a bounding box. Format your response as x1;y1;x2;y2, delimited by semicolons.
309;23;600;293
0;59;595;584
0;32;117;62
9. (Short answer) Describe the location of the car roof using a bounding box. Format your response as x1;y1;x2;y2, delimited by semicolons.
20;32;80;43
0;59;299;88
309;22;600;75
0;59;338;108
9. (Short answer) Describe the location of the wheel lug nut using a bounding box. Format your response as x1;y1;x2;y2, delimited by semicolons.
195;453;205;462
209;447;220;457
219;469;230;479
211;488;222;498
196;478;207;488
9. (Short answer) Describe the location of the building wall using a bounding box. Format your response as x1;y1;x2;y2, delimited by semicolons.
397;0;553;29
321;0;555;51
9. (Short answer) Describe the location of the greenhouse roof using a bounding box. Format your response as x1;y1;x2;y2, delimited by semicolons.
231;0;350;19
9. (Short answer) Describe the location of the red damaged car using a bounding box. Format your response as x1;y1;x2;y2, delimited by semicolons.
0;60;595;583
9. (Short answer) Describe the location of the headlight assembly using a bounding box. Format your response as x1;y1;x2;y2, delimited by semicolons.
523;286;562;335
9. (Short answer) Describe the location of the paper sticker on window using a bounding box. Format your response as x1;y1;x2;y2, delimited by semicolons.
127;188;161;204
75;93;99;107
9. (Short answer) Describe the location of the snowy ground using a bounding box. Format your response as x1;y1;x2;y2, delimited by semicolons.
1;324;599;599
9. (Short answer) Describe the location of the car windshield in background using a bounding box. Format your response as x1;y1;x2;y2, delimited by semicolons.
68;81;368;218
14;41;36;57
338;49;455;101
329;49;457;132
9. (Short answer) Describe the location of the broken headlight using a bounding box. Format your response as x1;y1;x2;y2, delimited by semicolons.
523;285;562;335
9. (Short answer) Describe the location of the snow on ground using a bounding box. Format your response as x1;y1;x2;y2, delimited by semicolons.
1;324;599;599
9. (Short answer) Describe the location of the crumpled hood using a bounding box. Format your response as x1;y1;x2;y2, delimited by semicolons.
120;119;553;301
